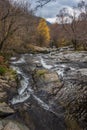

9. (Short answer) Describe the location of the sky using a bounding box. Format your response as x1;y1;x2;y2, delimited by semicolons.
13;0;86;23
34;0;81;22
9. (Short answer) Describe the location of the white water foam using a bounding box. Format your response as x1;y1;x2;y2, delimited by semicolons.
18;76;29;95
33;95;50;111
11;92;30;104
40;56;53;69
56;64;66;77
57;69;64;77
12;56;25;64
10;66;22;75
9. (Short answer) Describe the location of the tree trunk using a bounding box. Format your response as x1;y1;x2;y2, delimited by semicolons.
0;37;7;51
72;39;77;50
0;41;4;51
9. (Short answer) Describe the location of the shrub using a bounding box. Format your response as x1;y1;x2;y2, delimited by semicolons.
0;66;6;75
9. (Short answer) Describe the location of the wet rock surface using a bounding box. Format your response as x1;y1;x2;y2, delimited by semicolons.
0;71;29;130
5;48;87;130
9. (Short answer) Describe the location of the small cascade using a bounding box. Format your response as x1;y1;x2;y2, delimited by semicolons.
10;55;65;118
40;56;53;69
40;56;67;77
10;55;51;112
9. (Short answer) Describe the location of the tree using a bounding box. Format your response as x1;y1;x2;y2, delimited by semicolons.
57;0;87;50
0;0;23;51
35;0;55;9
0;0;36;52
37;19;50;46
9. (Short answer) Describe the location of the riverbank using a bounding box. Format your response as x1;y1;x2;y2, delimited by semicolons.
0;55;30;130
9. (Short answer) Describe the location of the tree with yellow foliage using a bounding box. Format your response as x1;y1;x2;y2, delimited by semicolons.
37;19;50;47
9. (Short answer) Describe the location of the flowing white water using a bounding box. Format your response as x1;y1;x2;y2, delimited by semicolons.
11;92;30;104
18;76;29;95
10;55;50;111
10;65;29;95
33;95;50;110
40;56;53;69
10;65;30;104
57;69;64;77
12;56;25;64
40;56;66;77
10;56;30;104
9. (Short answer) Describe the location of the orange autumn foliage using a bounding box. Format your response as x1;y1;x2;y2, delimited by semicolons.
37;19;50;47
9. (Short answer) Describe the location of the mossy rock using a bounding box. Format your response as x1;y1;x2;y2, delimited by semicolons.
5;69;17;80
35;69;48;77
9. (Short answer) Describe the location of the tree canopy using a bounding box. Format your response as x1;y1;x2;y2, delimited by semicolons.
37;19;50;46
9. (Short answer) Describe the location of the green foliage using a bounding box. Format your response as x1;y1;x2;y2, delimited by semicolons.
0;66;6;75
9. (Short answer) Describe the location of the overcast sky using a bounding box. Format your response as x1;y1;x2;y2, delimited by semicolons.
33;0;83;23
13;0;85;23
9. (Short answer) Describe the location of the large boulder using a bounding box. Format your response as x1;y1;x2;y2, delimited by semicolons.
33;69;63;95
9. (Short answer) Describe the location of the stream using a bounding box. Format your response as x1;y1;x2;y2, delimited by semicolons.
10;48;87;130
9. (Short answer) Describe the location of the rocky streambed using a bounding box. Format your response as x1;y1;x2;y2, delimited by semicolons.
1;47;87;130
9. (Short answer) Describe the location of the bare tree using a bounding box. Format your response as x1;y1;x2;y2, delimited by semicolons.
0;0;35;52
35;0;55;9
57;0;87;50
0;0;22;51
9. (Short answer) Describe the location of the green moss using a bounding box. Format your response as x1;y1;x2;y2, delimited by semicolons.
5;68;17;81
36;69;47;77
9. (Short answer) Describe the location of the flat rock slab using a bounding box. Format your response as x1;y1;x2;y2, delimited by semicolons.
0;102;14;115
44;72;59;83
